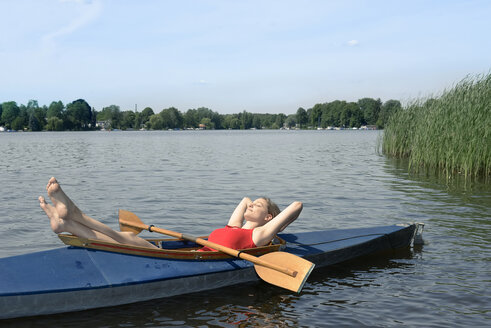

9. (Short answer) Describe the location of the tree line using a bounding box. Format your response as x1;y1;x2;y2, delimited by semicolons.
0;97;401;131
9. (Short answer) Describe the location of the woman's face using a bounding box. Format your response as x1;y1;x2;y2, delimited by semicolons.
244;198;271;224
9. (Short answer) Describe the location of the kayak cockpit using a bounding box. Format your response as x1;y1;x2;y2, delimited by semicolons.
57;234;286;260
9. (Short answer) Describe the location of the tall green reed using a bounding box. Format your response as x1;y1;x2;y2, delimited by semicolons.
382;72;491;179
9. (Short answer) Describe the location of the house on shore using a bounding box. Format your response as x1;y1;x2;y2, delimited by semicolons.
360;125;377;130
96;121;110;130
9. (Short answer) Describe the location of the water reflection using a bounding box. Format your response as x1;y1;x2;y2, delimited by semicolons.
382;157;491;326
3;284;301;328
383;157;491;242
307;248;419;289
385;157;491;201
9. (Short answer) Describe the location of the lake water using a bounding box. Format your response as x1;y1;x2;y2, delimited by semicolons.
0;130;489;327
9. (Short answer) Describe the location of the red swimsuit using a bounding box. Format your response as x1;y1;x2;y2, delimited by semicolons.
198;225;256;251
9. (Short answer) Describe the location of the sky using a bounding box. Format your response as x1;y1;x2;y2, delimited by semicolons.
1;0;490;114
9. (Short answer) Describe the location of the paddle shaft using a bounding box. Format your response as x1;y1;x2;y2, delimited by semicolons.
131;221;297;277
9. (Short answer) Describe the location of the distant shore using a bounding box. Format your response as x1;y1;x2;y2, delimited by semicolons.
1;97;395;132
0;125;380;133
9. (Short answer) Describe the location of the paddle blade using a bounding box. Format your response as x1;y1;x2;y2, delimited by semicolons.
254;252;315;293
119;209;145;234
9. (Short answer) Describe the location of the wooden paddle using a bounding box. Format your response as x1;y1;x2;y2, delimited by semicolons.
118;209;315;293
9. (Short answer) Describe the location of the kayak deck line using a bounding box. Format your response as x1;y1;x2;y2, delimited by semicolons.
284;232;392;246
280;223;421;248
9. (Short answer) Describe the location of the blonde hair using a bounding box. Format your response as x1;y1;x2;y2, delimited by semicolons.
261;197;280;218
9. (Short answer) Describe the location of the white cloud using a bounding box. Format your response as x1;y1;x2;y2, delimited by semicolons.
347;39;359;46
41;0;102;53
194;79;210;86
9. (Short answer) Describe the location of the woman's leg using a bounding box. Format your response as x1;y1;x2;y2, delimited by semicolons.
39;177;157;248
39;196;119;243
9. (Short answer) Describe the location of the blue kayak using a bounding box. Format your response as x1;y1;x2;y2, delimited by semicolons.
0;223;421;319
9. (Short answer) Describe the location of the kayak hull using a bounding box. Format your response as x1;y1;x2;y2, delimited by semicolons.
0;224;419;319
1;265;258;319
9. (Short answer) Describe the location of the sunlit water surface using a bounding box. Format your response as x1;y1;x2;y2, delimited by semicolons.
0;130;489;327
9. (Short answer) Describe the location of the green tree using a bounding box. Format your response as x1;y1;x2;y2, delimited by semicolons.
26;100;39;111
1;101;20;129
66;99;92;130
28;113;41;131
275;113;286;129
259;113;276;128
200;117;214;129
196;107;222;129
239;111;253;129
324;101;345;127
98;105;121;129
109;105;121;128
18;105;28;130
46;117;64;131
148;114;163;130
252;115;261;129
26;100;47;130
339;104;350;127
182;107;222;129
160;107;183;129
183;109;198;128
223;114;240;129
285;114;296;128
312;103;327;128
296;107;308;128
121;111;136;129
139;107;154;128
11;116;25;131
159;109;171;129
306;108;312;126
347;102;363;127
47;101;64;119
358;98;382;125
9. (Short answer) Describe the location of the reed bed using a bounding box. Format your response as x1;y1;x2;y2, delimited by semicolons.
382;72;491;179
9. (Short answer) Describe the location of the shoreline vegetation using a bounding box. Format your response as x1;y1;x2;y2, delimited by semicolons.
0;97;397;132
2;72;489;179
382;72;490;179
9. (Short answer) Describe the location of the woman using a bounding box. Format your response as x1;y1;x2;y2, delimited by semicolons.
39;177;303;250
199;197;302;251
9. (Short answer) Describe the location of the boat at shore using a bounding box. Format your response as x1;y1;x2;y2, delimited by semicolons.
0;223;423;319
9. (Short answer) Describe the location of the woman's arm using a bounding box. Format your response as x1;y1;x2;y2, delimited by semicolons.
227;197;252;227
252;201;303;247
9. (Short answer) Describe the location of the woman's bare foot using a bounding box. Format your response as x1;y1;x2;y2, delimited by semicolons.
45;177;87;222
39;177;83;233
39;196;66;233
